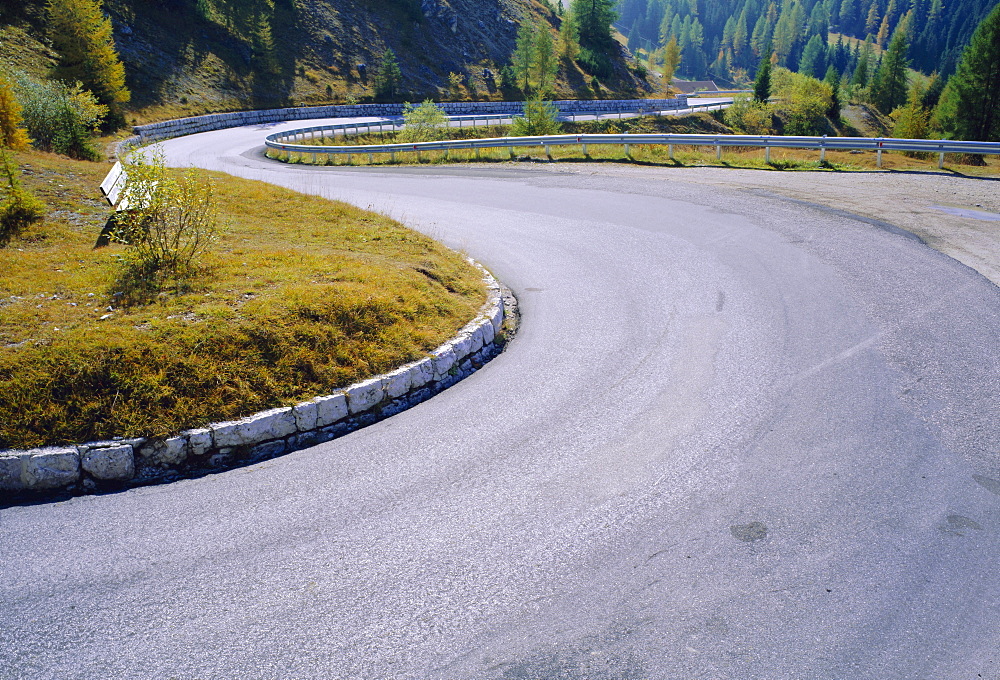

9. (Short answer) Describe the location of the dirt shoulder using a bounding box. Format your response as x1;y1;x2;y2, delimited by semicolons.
570;165;1000;287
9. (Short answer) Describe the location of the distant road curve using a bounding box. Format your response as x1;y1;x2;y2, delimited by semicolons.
1;115;998;680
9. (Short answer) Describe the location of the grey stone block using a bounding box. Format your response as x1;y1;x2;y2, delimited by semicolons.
347;377;386;415
212;407;297;448
137;436;188;467
184;429;213;457
293;399;320;432
0;453;24;491
410;358;435;388
315;392;348;427
22;447;80;490
81;445;134;481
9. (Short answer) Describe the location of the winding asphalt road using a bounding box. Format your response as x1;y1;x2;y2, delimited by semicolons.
2;118;999;679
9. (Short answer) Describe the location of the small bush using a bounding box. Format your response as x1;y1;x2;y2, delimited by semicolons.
724;95;775;134
110;152;219;303
398;100;448;143
12;73;106;160
511;97;562;136
0;150;44;244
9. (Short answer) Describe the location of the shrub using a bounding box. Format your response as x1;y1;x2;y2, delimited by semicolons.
511;97;562;136
110;152;219;303
398;100;448;143
12;73;106;160
771;67;833;136
723;94;775;134
0;150;45;244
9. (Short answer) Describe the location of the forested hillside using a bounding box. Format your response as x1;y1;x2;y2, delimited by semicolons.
619;0;999;83
0;0;647;122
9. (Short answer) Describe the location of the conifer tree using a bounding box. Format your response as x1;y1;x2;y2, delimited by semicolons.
570;0;617;50
47;0;130;126
935;3;1000;142
870;28;909;113
753;55;772;102
0;75;31;151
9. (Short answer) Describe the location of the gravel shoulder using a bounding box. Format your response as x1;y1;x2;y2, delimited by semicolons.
547;164;1000;287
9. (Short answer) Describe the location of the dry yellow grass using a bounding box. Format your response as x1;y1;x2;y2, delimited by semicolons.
0;150;486;449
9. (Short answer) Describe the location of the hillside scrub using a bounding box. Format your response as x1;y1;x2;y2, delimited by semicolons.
0;150;486;449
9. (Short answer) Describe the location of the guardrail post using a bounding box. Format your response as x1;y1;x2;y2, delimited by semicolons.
820;136;827;163
668;144;674;161
765;146;771;164
416;148;422;162
346;153;352;165
390;151;396;163
476;146;481;160
939;151;945;169
509;147;516;159
368;153;374;164
877;148;883;168
582;143;588;156
545;144;552;160
716;144;722;160
624;143;630;158
311;152;317;164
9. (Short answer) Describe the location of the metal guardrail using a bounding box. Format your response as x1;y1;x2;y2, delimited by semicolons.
265;102;731;147
265;127;1000;169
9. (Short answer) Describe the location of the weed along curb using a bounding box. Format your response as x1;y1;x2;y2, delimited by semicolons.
0;265;517;506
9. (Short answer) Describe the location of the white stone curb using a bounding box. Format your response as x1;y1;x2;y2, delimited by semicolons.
0;265;511;501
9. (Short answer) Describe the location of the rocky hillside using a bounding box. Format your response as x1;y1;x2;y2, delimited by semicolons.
1;0;650;124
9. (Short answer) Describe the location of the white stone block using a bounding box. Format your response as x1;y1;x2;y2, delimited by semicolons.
347;378;386;415
491;301;504;335
452;333;474;361
385;367;412;399
293;399;320;432
241;407;297;444
81;445;134;481
468;324;485;354
409;358;435;388
22;447;80;490
432;345;457;381
314;393;348;427
481;316;495;345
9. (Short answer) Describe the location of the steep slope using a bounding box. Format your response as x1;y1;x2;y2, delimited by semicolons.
1;0;650;124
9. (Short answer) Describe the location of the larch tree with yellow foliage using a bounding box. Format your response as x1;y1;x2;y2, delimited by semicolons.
0;75;31;151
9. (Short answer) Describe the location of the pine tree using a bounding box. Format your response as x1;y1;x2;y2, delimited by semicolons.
824;65;842;119
47;0;130;126
570;0;617;51
871;29;909;112
0;75;31;151
754;55;772;102
935;3;1000;141
373;48;402;102
799;33;827;77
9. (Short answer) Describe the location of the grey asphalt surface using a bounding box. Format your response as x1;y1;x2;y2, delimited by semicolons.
2;118;999;680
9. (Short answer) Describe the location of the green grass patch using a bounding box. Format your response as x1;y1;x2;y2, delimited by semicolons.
0;150;486;449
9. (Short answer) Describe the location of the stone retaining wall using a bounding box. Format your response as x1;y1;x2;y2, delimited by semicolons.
0;267;514;504
131;97;689;144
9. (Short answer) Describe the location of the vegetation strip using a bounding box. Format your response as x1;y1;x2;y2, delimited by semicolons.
0;266;514;504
